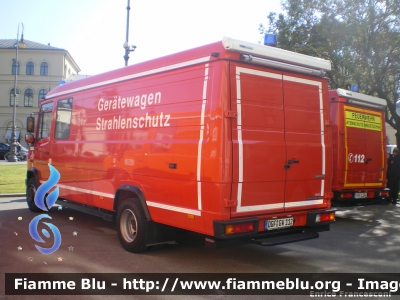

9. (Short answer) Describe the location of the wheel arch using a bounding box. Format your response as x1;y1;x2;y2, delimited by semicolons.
114;185;151;221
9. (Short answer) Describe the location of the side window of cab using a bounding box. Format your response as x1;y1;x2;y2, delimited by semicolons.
37;102;53;141
55;98;73;139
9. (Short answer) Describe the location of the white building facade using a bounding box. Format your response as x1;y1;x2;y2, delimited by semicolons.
0;39;80;144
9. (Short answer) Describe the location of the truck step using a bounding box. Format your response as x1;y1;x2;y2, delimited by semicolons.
251;232;319;246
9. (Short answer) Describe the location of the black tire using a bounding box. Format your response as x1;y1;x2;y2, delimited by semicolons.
116;198;148;253
26;178;43;212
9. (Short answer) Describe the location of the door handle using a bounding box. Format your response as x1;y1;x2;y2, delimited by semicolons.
288;159;300;164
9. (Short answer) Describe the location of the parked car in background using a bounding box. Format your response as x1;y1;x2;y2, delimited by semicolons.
0;142;28;160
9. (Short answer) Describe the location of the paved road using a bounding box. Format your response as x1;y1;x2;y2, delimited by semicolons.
1;196;400;300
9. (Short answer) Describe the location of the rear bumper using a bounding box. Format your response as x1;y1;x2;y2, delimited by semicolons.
206;224;330;248
332;189;390;204
212;209;335;240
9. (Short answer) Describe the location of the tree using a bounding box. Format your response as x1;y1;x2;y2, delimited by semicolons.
261;0;400;145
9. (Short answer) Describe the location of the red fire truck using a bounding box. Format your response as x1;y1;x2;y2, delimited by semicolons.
329;89;389;205
25;37;335;253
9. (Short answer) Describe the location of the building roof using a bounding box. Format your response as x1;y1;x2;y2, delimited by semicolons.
0;39;81;73
0;39;65;50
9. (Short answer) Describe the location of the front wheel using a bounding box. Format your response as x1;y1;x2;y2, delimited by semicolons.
26;178;43;212
116;198;148;253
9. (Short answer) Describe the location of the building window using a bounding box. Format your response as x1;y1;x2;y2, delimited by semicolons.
10;88;19;106
26;62;34;75
40;62;48;76
11;60;20;75
5;121;21;142
24;89;34;107
38;89;48;103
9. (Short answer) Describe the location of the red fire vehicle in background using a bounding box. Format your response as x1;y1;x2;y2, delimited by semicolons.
25;37;335;253
329;89;389;205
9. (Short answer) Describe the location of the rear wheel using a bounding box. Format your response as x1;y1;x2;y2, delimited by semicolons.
26;178;43;212
116;198;148;253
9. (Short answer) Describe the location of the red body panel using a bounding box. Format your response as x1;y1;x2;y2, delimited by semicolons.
27;39;333;239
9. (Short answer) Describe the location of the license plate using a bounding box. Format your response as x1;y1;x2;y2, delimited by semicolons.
355;192;367;199
265;217;294;231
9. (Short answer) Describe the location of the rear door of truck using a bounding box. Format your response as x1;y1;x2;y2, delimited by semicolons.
342;105;385;189
230;63;330;217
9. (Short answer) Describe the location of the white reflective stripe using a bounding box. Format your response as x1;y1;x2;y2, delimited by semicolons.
47;56;211;99
54;183;203;216
236;199;324;212
236;203;284;212
236;67;282;80
236;71;243;208
147;201;201;216
56;183;114;199
284;199;324;208
196;63;209;211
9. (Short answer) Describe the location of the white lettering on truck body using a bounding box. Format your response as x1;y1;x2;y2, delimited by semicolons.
96;92;170;130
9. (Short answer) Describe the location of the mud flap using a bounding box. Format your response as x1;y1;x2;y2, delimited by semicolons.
145;221;177;246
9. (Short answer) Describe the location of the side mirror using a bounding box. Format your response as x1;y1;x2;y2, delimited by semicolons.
25;133;35;144
27;116;35;133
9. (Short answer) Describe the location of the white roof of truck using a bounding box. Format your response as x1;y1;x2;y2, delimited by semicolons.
336;88;387;107
222;37;331;72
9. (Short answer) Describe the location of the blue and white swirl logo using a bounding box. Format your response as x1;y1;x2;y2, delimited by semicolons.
28;164;62;255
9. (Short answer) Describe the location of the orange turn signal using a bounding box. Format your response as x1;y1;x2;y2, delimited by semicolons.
316;212;335;223
225;222;255;235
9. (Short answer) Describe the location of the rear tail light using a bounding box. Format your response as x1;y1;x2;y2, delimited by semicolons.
380;190;389;197
315;212;335;223
225;222;255;235
339;192;352;199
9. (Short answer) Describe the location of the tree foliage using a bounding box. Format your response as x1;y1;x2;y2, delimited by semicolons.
261;0;400;144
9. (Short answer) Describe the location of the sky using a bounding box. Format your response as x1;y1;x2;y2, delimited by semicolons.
0;0;282;75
